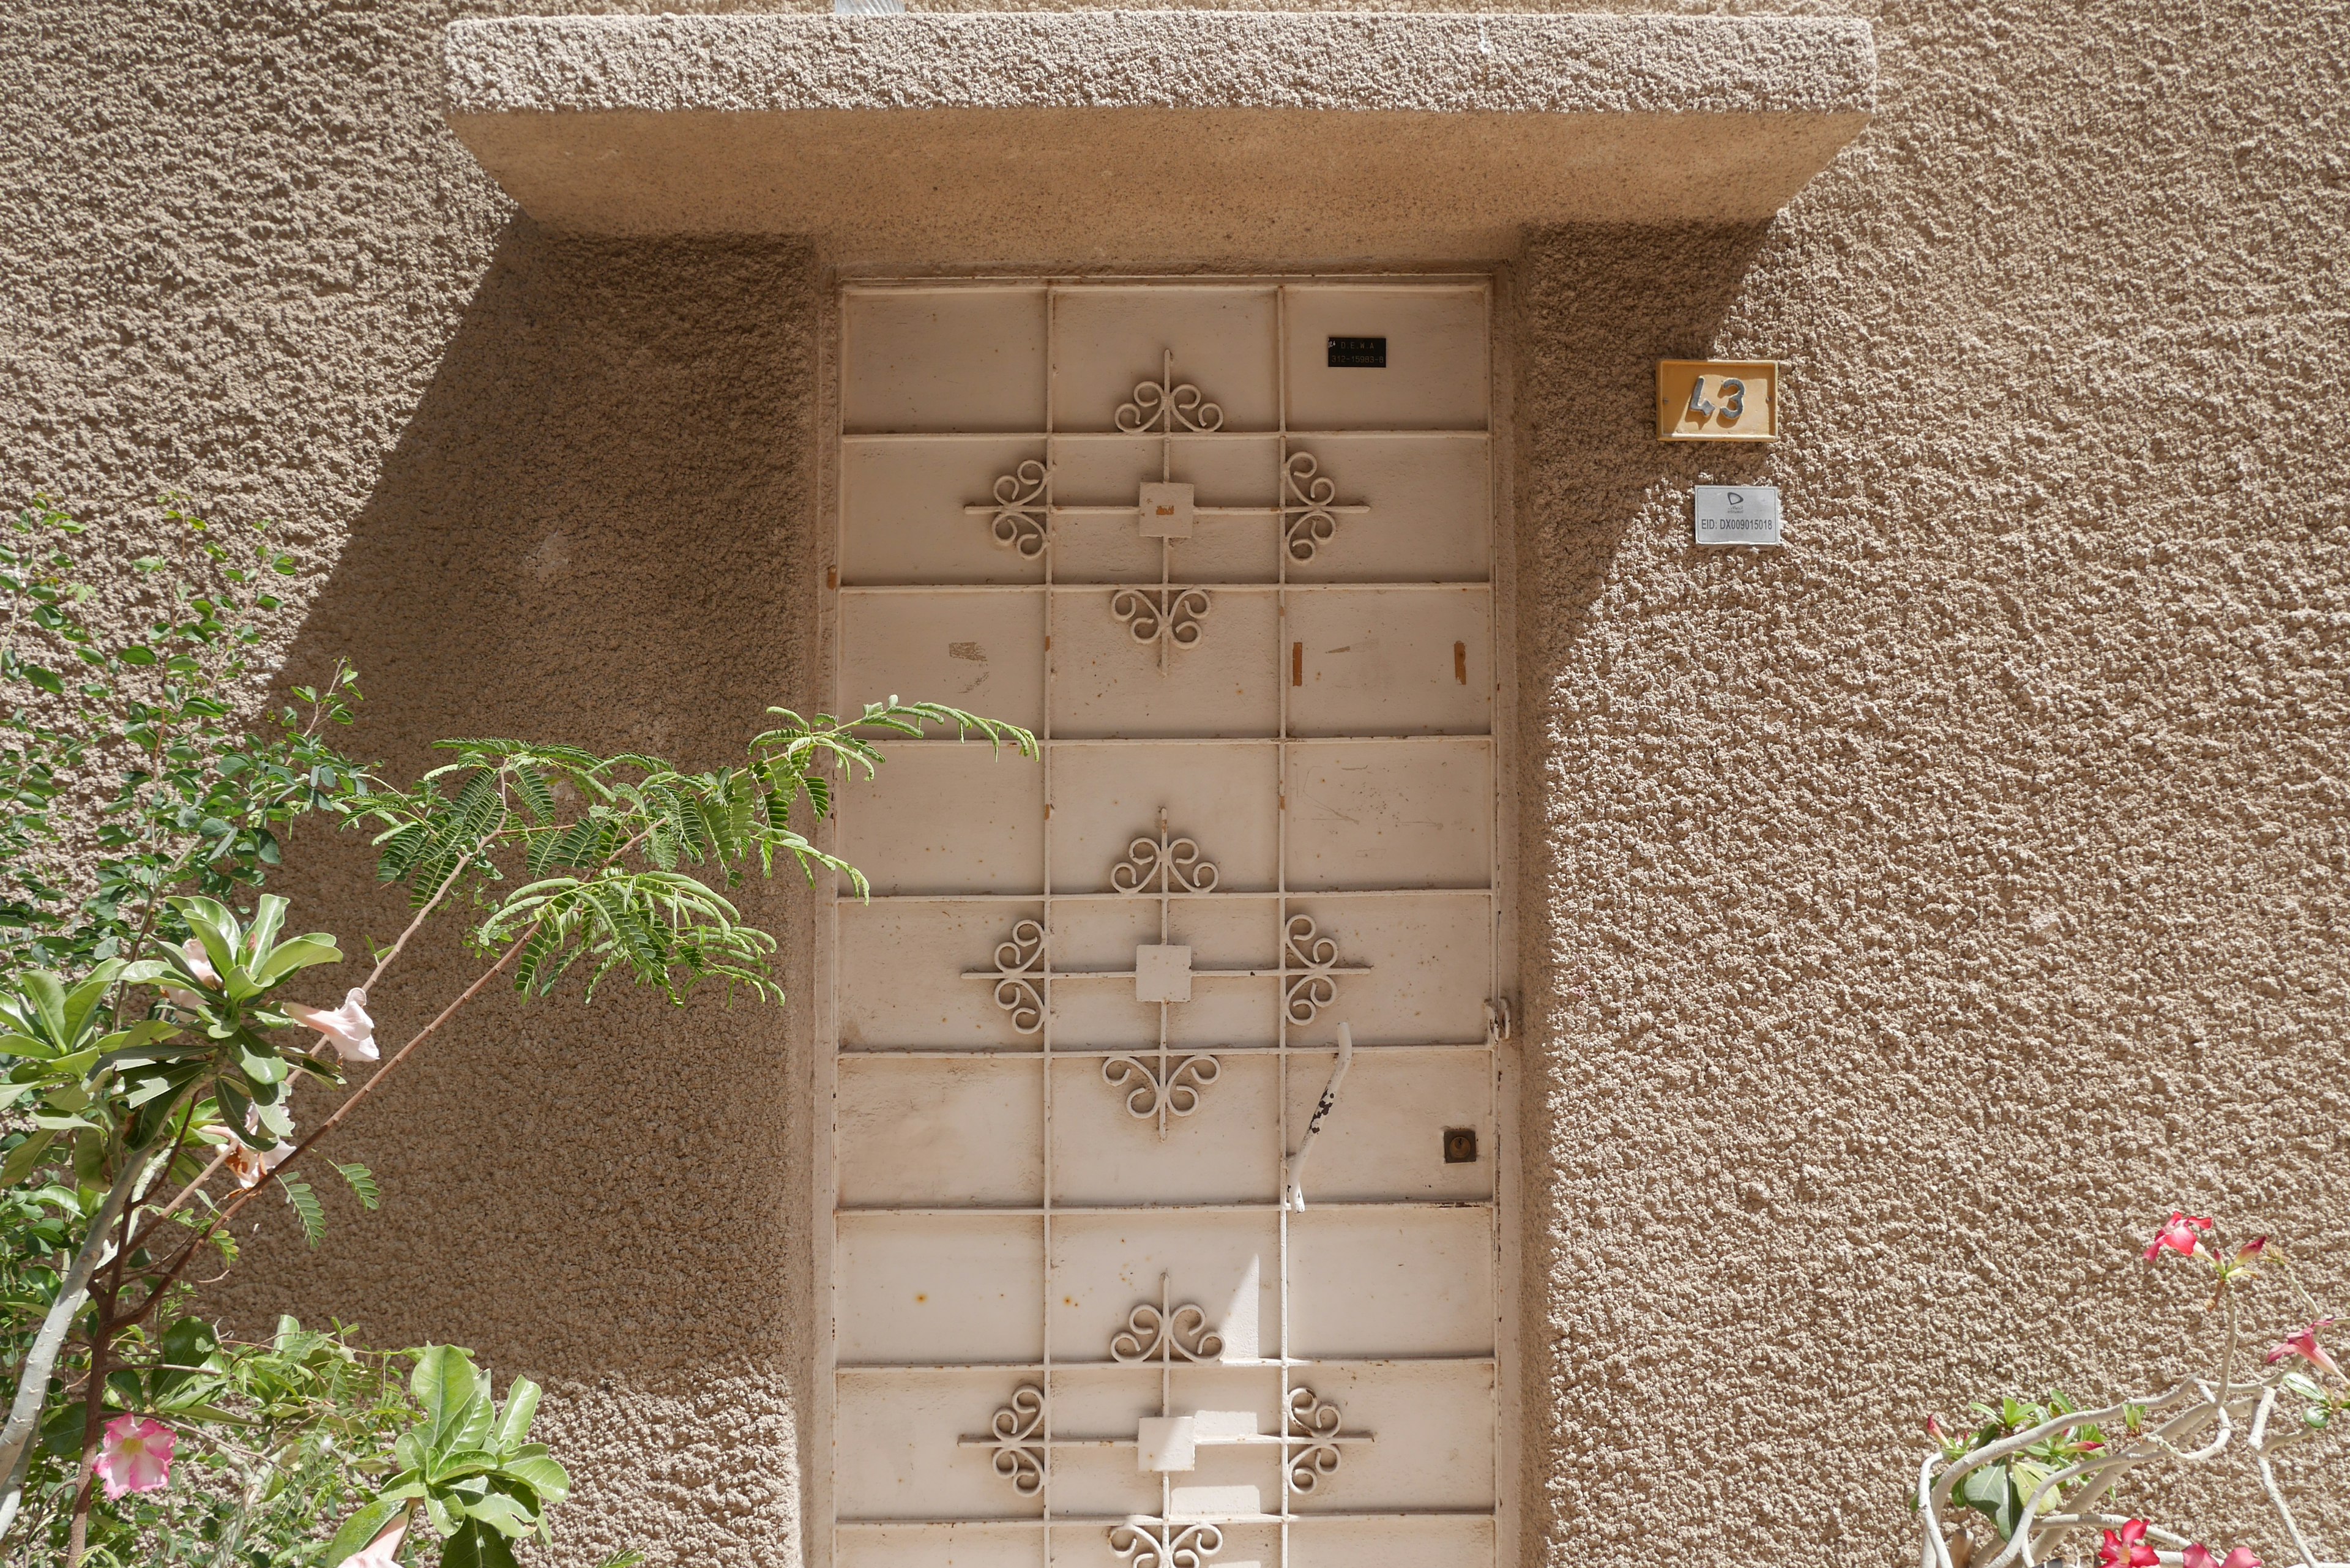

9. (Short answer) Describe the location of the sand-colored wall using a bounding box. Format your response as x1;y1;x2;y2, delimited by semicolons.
2;3;2346;1567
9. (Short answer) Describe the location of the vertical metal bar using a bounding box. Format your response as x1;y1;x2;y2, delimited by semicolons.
1158;809;1172;1140
1040;282;1059;1566
1272;282;1294;1568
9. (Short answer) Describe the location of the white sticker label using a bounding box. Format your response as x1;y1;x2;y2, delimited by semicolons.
1693;485;1781;545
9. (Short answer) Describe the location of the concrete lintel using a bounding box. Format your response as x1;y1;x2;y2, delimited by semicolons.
445;12;1876;261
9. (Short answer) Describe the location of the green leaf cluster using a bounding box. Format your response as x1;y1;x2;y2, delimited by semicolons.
324;1347;569;1568
356;698;1034;1005
1945;1392;2106;1537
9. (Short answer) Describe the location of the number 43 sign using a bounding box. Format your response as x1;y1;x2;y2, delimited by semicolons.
1657;360;1779;442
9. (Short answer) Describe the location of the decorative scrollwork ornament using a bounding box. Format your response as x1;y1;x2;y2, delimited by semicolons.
986;1384;1045;1495
1286;1387;1345;1493
1109;1521;1224;1568
1281;450;1343;562
985;460;1050;558
1102;1053;1222;1121
1110;1299;1224;1364
1116;351;1225;435
987;919;1046;1035
1110;586;1212;651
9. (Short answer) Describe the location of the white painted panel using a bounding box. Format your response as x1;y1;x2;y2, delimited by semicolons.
837;1373;1048;1520
1051;287;1280;433
842;438;1050;586
839;1056;1043;1208
845;287;1047;433
1051;1054;1280;1206
840;745;1045;895
1287;1209;1493;1358
1049;1212;1278;1364
1052;1525;1279;1568
1284;740;1491;891
1283;434;1490;584
1289;1516;1493;1568
842;590;1046;728
1051;590;1281;739
1278;1050;1492;1204
1286;588;1491;737
838;1214;1045;1364
1048;744;1280;894
841;1525;1040;1568
838;900;1044;1049
1279;895;1493;1048
1282;286;1488;432
1285;1362;1496;1512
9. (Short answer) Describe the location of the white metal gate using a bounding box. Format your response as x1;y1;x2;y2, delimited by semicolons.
821;277;1509;1568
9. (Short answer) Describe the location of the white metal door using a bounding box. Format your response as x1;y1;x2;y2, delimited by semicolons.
824;278;1507;1568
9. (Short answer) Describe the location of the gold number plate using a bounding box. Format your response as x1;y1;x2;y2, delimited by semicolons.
1657;360;1779;441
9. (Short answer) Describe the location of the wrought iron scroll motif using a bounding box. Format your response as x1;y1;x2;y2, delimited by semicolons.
1111;820;1221;895
1110;1521;1225;1568
1283;914;1345;1025
983;459;1050;558
1281;451;1342;562
1102;1053;1222;1122
985;1384;1045;1495
1285;1387;1345;1493
1116;350;1225;435
1110;586;1212;651
1110;1299;1225;1365
986;919;1047;1035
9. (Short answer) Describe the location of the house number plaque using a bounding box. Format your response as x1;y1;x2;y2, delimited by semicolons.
1657;359;1779;441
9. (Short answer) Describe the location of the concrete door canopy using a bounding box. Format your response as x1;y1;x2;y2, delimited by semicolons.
443;11;1876;264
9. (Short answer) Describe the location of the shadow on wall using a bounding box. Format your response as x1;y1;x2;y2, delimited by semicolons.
1505;218;1777;1547
1512;221;1777;653
217;221;825;1406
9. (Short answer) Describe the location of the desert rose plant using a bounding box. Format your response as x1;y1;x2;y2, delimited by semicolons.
1917;1213;2348;1568
0;496;1035;1564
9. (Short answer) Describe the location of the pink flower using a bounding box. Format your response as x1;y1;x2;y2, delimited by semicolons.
2267;1319;2341;1377
2100;1521;2157;1568
95;1415;173;1499
2144;1212;2215;1261
344;1514;408;1568
285;988;376;1063
2183;1547;2261;1568
1925;1414;1946;1440
2236;1236;2268;1264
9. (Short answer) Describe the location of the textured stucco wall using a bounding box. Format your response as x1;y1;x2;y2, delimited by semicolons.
1;4;2346;1568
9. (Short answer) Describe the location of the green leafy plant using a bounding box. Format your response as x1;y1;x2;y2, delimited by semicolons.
0;493;1035;1564
323;1346;564;1568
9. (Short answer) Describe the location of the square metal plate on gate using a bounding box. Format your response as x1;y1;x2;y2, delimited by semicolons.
1133;944;1195;1002
1136;481;1195;539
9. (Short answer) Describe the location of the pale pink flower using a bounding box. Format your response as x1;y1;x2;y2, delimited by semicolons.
344;1514;408;1568
2183;1546;2261;1568
2143;1212;2214;1261
178;938;220;988
203;1127;293;1189
95;1415;174;1499
2267;1319;2341;1377
284;988;376;1062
